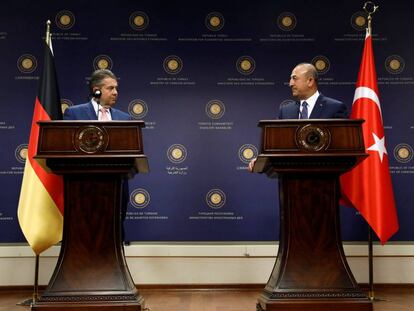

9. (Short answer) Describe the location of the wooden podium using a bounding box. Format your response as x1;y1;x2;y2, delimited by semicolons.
253;120;372;311
32;121;149;311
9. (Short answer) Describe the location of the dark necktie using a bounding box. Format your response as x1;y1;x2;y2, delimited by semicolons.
300;101;308;119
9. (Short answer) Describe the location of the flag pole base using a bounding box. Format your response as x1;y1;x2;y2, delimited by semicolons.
16;298;33;306
368;292;390;302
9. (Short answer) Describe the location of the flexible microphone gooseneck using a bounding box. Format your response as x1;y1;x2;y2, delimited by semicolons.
93;89;102;119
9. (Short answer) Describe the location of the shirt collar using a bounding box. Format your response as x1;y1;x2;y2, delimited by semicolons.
300;90;319;112
91;99;110;113
91;99;112;120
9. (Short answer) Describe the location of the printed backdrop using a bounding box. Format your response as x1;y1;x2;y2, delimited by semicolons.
0;0;413;243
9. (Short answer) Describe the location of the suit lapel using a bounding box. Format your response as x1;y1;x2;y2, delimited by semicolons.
309;95;324;119
293;101;300;119
87;101;98;120
110;108;117;120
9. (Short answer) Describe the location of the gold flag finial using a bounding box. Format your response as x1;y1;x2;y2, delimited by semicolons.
363;1;379;36
45;20;51;46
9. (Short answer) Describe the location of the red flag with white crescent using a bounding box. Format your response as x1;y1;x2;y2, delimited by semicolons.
340;29;399;244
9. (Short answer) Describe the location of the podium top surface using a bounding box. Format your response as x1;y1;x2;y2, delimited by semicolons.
253;119;367;174
258;118;364;125
35;120;149;174
257;119;365;154
36;120;146;157
37;120;145;125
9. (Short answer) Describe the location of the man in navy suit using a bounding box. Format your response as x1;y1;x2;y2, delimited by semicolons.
64;69;131;121
279;62;348;119
64;69;131;241
249;63;348;171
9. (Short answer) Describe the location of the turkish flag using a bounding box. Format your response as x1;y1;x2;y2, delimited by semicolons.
340;29;399;244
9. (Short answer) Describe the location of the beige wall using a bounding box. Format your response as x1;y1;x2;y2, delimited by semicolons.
1;243;413;286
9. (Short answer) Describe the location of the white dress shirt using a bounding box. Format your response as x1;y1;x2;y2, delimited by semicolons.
299;90;320;119
91;99;112;120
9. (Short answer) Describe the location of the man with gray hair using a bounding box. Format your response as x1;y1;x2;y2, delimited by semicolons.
63;69;131;120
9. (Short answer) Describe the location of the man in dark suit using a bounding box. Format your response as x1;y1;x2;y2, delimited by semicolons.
64;69;131;121
279;62;348;119
64;69;131;242
249;63;348;171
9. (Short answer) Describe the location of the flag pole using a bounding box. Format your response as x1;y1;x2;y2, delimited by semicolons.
16;20;52;307
363;1;377;36
30;20;53;305
368;226;374;300
46;20;51;46
31;23;53;305
31;20;54;304
33;254;40;302
15;255;40;306
362;1;381;302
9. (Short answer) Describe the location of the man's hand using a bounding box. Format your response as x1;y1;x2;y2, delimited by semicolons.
248;158;257;172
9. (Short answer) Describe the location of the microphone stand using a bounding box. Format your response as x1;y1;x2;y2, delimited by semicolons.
96;98;101;120
93;90;102;119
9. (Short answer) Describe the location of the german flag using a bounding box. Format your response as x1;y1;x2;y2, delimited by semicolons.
17;23;64;255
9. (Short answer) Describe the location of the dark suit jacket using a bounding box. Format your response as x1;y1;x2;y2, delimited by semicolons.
278;94;348;119
63;101;131;120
